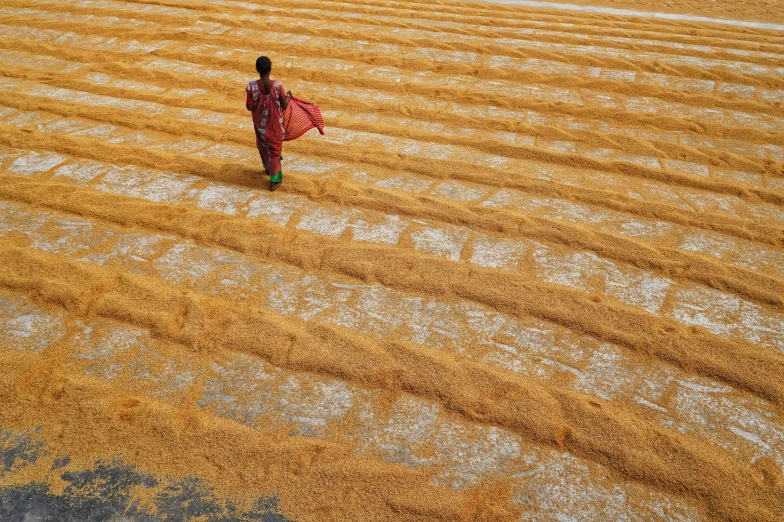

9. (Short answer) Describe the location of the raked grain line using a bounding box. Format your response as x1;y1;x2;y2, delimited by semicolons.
2;8;782;113
36;0;779;40
2;173;783;410
3;41;783;176
0;351;486;522
0;32;781;186
3;0;776;366
0;244;781;522
1;99;783;288
126;0;784;41
12;6;777;82
3;45;780;220
1;90;764;235
0;187;780;427
463;0;784;31
2;61;781;204
0;300;673;522
3;143;784;329
9;0;776;89
54;1;784;56
0;98;780;286
0;346;714;522
2;101;783;285
249;3;784;58
0;146;780;508
0;310;730;522
2;100;783;280
11;0;784;84
7;0;784;67
7;5;783;89
3;62;781;197
261;0;784;36
4;8;784;119
0;200;776;516
137;0;784;63
1;70;781;211
2;84;782;242
1;198;780;482
2;101;784;277
3;25;784;148
3;50;780;181
2;20;783;150
9;0;783;54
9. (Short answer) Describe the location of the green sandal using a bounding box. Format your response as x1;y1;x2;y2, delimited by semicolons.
262;157;282;176
270;168;282;191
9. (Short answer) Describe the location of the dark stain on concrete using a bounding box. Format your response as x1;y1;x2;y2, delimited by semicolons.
0;429;294;522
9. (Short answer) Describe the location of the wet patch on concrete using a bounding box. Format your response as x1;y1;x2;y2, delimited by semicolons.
0;430;293;522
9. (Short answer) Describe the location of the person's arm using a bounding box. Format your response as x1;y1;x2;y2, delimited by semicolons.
279;83;291;111
245;82;258;111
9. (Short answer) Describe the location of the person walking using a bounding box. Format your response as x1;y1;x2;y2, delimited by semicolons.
246;56;326;191
246;56;289;191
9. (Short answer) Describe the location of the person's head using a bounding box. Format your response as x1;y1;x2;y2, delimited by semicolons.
255;56;272;77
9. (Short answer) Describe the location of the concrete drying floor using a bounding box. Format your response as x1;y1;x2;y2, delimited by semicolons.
0;0;783;520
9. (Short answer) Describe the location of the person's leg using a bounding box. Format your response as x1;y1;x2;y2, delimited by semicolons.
270;167;282;191
257;146;270;175
257;133;278;176
267;146;283;191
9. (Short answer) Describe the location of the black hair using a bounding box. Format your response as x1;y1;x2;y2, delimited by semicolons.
255;56;272;76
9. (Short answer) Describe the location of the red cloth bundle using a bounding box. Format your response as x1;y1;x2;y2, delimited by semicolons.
283;97;325;141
